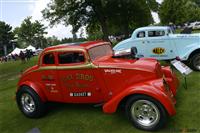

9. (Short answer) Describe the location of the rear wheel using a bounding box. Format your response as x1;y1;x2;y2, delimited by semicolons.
16;86;46;118
189;53;200;71
125;95;168;131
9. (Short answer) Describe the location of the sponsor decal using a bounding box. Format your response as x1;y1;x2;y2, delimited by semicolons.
76;73;93;81
63;73;93;81
69;92;92;97
104;69;122;74
42;75;54;81
150;55;168;57
65;82;89;89
152;47;165;55
45;83;58;93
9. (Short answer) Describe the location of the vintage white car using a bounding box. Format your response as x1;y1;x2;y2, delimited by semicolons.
113;26;200;71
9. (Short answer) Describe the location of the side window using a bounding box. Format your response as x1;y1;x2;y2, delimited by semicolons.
58;52;85;64
148;30;165;37
137;31;145;38
43;53;55;65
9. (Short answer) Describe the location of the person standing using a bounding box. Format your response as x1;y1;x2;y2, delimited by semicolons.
19;51;25;63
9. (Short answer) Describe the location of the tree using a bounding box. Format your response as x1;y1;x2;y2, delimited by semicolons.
46;36;61;46
184;1;200;22
192;0;200;6
0;21;14;56
42;0;158;41
15;17;47;48
106;0;156;37
159;0;200;25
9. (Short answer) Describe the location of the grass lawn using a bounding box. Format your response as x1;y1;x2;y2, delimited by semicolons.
0;56;200;133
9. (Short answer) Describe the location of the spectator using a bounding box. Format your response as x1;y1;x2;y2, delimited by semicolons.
19;51;25;63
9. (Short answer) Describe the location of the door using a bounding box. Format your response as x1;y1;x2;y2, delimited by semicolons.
133;30;147;58
145;30;176;60
39;52;63;102
56;51;104;103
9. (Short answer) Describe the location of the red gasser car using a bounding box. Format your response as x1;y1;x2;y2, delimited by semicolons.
16;41;179;131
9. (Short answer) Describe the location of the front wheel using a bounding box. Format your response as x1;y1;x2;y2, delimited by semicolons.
16;86;46;118
189;53;200;71
125;95;168;131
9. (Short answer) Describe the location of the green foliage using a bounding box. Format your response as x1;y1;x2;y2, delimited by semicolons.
60;37;87;44
14;17;47;48
46;36;87;46
42;0;158;41
159;0;200;25
46;36;61;46
0;21;14;56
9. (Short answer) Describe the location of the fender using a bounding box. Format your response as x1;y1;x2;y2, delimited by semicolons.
162;66;179;96
179;43;200;60
113;38;133;51
17;81;47;102
103;83;176;116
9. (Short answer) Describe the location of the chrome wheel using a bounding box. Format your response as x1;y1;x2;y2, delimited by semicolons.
21;93;35;113
131;100;160;127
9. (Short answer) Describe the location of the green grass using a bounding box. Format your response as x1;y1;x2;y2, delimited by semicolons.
0;57;200;133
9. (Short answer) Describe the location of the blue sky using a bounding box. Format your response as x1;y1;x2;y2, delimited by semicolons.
0;0;162;39
1;1;33;27
0;0;75;39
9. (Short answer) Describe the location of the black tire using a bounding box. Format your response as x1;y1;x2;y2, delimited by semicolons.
125;95;168;131
189;53;200;71
16;86;46;118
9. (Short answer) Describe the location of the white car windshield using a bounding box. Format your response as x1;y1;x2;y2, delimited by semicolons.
88;44;113;61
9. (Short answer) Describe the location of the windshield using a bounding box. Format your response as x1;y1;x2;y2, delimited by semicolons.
88;44;113;61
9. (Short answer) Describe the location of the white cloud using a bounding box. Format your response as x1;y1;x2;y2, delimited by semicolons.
157;0;163;4
152;11;160;23
47;25;73;39
151;0;163;23
29;0;73;39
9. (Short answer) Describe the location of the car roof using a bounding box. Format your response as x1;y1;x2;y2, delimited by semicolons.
43;40;110;52
134;26;170;32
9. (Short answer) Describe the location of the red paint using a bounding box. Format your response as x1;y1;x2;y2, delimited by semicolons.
17;41;179;116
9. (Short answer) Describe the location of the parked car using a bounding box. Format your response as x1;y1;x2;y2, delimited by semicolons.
113;26;200;71
188;21;200;30
16;41;179;131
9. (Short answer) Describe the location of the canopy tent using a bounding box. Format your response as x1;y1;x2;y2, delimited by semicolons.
26;45;36;51
9;47;25;55
8;45;36;56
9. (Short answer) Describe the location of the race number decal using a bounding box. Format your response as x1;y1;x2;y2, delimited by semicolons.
152;47;165;55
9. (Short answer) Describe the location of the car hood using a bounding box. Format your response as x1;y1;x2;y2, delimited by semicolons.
93;56;159;73
172;33;200;38
113;38;132;51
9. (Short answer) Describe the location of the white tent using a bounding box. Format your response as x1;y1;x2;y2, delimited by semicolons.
9;47;25;55
26;45;36;51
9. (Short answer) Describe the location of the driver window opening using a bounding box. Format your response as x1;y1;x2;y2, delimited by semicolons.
58;52;85;64
137;31;145;38
43;53;55;65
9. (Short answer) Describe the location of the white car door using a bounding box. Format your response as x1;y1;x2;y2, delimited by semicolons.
144;30;176;60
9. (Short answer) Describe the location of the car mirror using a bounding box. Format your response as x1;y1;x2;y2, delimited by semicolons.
113;47;138;59
113;49;131;58
130;47;138;59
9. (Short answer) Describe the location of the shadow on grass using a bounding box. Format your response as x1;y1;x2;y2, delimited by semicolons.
45;102;126;119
